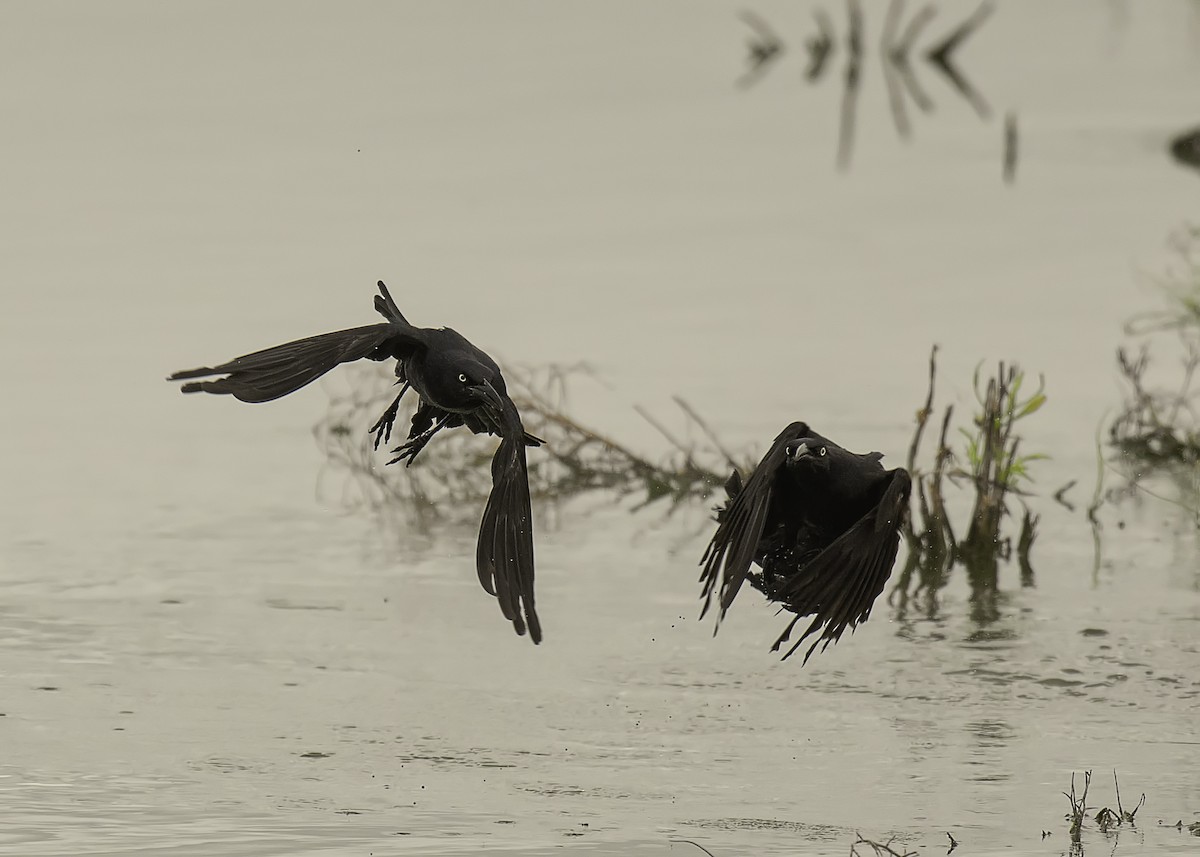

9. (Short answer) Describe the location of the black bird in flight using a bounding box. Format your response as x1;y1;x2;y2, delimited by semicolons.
699;421;911;663
168;281;544;644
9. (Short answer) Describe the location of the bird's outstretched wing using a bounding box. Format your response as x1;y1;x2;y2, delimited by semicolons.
169;325;397;403
769;468;912;663
476;403;542;644
699;421;811;625
169;282;426;403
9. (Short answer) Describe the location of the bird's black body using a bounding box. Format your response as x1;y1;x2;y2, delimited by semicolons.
700;421;911;663
168;281;543;644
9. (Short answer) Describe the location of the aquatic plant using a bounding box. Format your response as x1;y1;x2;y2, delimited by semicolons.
1101;226;1200;529
1111;225;1200;468
891;346;1046;622
1063;769;1091;845
1063;770;1145;847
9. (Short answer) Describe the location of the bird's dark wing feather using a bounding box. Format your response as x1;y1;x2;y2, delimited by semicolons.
170;282;428;404
168;325;403;402
475;404;542;643
699;421;811;624
770;468;912;663
170;318;428;404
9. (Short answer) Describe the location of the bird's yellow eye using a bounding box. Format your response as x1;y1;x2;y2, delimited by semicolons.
458;373;468;383
819;446;827;456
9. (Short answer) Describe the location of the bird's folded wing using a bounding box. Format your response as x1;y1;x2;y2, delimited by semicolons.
771;468;912;663
699;421;810;624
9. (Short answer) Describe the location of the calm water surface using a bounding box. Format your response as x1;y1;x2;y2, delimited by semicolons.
1;1;1199;855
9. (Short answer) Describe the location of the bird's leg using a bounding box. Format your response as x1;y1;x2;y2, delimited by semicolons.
387;411;455;467
368;382;411;450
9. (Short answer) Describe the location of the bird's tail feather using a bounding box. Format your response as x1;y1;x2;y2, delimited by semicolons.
770;511;902;663
373;280;412;327
168;324;393;403
476;430;541;644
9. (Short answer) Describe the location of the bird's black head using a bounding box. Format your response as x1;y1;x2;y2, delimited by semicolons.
446;361;505;414
784;436;833;473
783;433;891;506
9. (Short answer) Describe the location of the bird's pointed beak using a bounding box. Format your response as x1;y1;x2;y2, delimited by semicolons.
470;379;506;418
787;441;810;461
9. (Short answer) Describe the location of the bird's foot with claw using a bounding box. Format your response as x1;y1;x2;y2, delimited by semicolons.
368;396;403;450
387;433;434;468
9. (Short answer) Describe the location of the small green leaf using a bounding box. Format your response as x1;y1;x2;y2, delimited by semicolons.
1009;371;1024;403
1017;394;1047;418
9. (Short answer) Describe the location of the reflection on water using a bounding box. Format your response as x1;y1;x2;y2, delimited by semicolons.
737;0;999;171
891;530;1034;637
964;718;1013;785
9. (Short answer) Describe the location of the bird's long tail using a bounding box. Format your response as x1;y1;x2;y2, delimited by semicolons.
476;403;542;644
168;323;393;403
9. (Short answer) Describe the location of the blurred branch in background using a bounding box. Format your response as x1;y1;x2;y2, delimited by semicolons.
1111;225;1200;471
312;363;754;533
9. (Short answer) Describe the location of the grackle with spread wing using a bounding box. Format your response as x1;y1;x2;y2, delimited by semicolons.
168;281;544;644
699;421;911;663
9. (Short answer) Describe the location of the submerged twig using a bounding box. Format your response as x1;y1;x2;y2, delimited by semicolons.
1113;769;1146;824
669;839;718;857
1064;770;1092;843
851;834;918;857
1052;479;1076;511
906;343;938;475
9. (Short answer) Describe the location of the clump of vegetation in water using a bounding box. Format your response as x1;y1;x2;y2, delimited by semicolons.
1062;770;1146;851
1064;769;1090;846
1111;225;1200;469
891;346;1047;622
1094;225;1200;531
